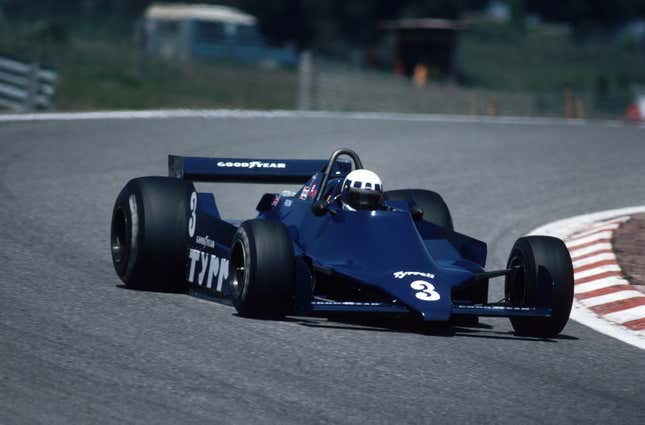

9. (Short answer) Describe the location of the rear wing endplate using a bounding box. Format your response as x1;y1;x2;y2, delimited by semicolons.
169;155;340;184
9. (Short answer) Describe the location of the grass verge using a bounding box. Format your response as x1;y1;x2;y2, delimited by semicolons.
0;21;297;111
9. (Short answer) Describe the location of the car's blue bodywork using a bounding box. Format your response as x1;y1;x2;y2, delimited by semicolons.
169;150;552;322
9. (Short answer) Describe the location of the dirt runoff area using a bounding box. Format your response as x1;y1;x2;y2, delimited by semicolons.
613;213;645;294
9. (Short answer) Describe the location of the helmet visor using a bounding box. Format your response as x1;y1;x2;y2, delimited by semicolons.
345;187;383;210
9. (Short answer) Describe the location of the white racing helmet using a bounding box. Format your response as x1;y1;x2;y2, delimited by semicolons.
341;169;384;211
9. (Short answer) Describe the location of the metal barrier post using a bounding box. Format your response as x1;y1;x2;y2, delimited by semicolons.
297;51;313;110
469;94;479;115
575;97;585;119
25;63;40;111
563;88;573;119
487;96;497;117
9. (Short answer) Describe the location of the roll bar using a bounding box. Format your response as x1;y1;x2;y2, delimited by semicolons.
314;148;363;203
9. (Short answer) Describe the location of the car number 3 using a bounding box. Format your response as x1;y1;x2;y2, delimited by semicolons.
188;192;197;237
410;280;440;301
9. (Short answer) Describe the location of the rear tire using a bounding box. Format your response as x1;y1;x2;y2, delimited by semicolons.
229;219;295;318
110;177;194;291
384;189;453;231
505;236;574;337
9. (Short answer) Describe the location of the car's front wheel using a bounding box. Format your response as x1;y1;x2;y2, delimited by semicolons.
505;236;574;337
229;219;296;318
384;189;453;230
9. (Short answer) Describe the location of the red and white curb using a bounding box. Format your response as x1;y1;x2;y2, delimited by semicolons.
529;206;645;350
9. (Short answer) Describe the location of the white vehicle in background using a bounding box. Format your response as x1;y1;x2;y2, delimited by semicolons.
141;3;297;67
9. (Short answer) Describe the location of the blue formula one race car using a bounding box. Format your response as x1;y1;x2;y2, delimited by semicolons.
110;148;574;337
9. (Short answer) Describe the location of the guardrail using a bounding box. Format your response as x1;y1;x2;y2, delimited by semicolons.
0;56;57;111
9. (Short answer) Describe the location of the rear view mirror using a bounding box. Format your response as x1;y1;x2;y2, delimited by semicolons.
410;206;424;220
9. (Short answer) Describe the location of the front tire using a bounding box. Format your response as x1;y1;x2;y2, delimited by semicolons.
229;219;296;318
110;177;194;291
505;236;574;337
384;189;453;231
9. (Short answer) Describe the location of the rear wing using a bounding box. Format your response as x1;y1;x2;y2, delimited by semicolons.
169;155;349;184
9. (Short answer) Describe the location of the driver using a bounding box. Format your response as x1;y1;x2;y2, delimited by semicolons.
340;169;384;211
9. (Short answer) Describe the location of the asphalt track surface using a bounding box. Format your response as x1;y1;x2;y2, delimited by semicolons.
1;113;644;425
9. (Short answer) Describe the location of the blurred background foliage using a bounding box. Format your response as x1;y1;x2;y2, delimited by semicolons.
3;0;645;48
1;1;644;114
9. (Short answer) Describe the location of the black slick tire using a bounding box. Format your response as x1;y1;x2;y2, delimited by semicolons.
110;176;194;291
229;219;295;318
384;189;454;231
505;236;574;337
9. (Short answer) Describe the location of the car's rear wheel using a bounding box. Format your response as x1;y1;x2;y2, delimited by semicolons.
384;189;453;231
229;219;295;318
111;177;194;291
505;236;574;337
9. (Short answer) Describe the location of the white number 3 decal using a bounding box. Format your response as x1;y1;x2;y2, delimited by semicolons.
410;280;441;301
188;192;197;237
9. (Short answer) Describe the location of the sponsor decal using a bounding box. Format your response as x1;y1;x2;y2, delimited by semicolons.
188;248;229;292
300;186;310;200
188;192;197;238
195;235;215;249
216;161;286;169
393;271;435;279
284;199;293;207
308;183;317;198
